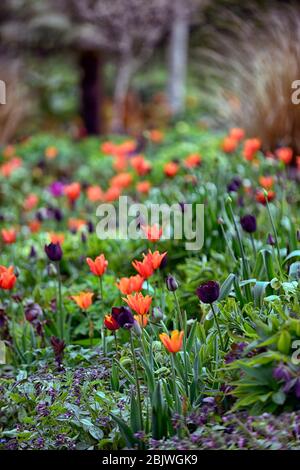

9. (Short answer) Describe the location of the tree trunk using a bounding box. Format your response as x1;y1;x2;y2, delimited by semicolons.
167;0;189;116
79;50;102;135
111;56;133;133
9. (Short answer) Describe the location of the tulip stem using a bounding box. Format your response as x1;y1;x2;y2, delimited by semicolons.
173;291;188;397
265;196;282;274
250;233;257;257
211;302;224;351
170;353;181;414
130;332;143;431
56;262;64;340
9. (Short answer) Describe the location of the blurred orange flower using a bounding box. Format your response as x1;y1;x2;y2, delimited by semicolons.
1;228;17;244
141;224;162;242
110;172;132;189
130;155;152;176
243;138;261;161
113;155;128;172
71;292;94;310
259;176;274;189
276;147;293;165
256;190;275;204
116;274;144;295
86;185;103;202
103;186;122;202
49;233;65;245
86;254;108;277
68;218;86;232
184;153;202;168
136;181;151;194
0;157;22;177
64;182;81;202
164;161;179;177
221;136;238;153
123;292;152;316
134;314;148;328
0;265;16;290
24;194;39;211
28;220;41;233
101;141;116;155
45;146;58;160
148;129;164;143
229;127;245;141
159;330;184;353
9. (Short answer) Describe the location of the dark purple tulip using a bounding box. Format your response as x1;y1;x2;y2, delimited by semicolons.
267;233;275;245
112;306;134;329
29;246;37;259
87;221;94;233
24;300;43;324
295;378;300;398
297;229;300;242
240;214;257;233
159;253;168;270
227;177;242;192
273;363;291;382
50;336;65;366
44;242;63;262
196;280;220;304
166;274;178;292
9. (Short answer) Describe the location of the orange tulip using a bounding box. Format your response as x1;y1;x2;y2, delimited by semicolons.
132;257;154;279
136;181;151;194
276;147;293;165
101;141;117;155
256;190;275;205
164;162;179;178
104;314;120;331
113;155;128;172
86;185;103;202
64;182;81;202
144;250;167;270
159;330;184;353
68;218;86;232
115;140;136;156
0;157;22;177
141;224;162;242
184;153;202;168
103;186;122;202
71;292;94;310
243;138;261;161
134;314;148;328
229;127;245;141
1;228;17;244
23;193;38;211
86;254;108;277
221;136;238;153
148;129;164;143
110;172;133;189
28;220;41;233
259;176;274;190
0;265;17;290
130;155;152;176
123;292;152;316
116;275;144;295
49;233;65;245
45;146;58;160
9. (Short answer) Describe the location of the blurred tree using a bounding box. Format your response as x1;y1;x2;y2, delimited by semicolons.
63;0;170;133
167;0;208;116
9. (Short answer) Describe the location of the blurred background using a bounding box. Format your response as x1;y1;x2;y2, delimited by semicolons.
0;0;299;152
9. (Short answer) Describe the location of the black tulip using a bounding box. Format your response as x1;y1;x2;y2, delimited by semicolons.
24;300;43;324
196;280;220;304
267;233;275;245
112;306;134;329
44;242;63;262
166;274;179;292
240;214;257;233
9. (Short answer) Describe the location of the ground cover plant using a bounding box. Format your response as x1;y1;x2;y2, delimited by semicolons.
0;124;300;450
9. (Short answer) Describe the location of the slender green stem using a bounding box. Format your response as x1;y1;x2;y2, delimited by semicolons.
130;332;143;431
220;223;237;263
56;262;64;340
170;353;181;414
250;233;257;257
173;291;188;397
211;302;224;351
265;196;283;274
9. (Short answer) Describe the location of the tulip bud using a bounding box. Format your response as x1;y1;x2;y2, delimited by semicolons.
267;233;275;245
133;319;142;337
240;214;257;233
196;280;220;304
166;274;179;292
47;263;58;277
44;242;63;262
152;307;164;321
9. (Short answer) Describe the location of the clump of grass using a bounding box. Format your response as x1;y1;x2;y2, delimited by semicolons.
199;3;300;152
